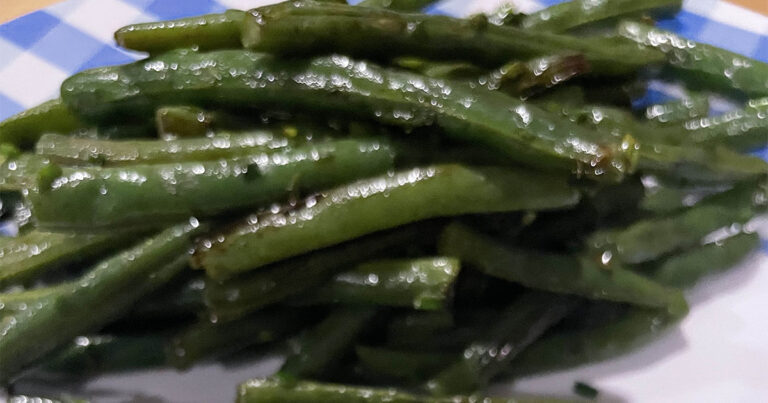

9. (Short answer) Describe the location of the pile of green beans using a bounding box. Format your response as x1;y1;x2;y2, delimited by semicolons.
0;0;766;401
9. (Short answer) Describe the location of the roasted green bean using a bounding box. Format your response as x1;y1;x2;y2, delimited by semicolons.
618;20;768;97
295;257;460;310
61;49;636;180
195;165;578;280
243;1;664;75
28;139;394;231
0;99;82;149
521;0;681;33
0;221;203;382
439;223;688;315
281;307;378;378
204;223;434;321
115;10;245;54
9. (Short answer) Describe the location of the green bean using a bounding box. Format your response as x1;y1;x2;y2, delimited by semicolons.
391;137;518;168
650;232;760;288
126;276;206;320
155;106;214;139
644;95;710;125
521;0;681;33
385;311;455;349
0;221;202;382
557;103;679;151
243;1;664;75
355;345;454;382
281;307;378;378
558;103;639;133
563;98;767;154
204;223;432;321
529;85;586;106
39;334;168;377
746;97;768;111
5;251;186;316
387;323;486;352
557;103;682;146
438;223;688;315
639;176;732;214
169;308;308;369
293;257;460;310
237;376;568;403
555;301;630;332
508;307;682;377
427;292;578;395
638;144;768;183
61;49;636;181
0;99;82;149
358;0;437;11
478;55;590;97
680;103;768;151
618;20;768;97
195;165;578;280
551;103;768;181
0;284;63;315
153;106;273;140
0;230;137;289
35;130;305;166
392;58;486;80
507;231;756;377
114;10;245;54
0;153;52;191
28;139;394;231
589;179;766;264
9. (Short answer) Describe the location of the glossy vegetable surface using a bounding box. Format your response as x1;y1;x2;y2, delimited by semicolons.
0;229;136;288
296;257;460;310
61;49;636;180
0;99;82;149
358;0;437;11
28;139;394;230
427;292;577;395
438;223;688;315
281;307;378;378
237;376;568;403
243;1;664;75
355;345;454;382
204;223;435;321
650;232;760;288
644;95;710;125
618;20;768;97
115;10;245;54
195;165;579;279
35;130;304;166
0;221;202;382
521;0;681;33
589;180;766;264
40;334;169;377
169;308;308;369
